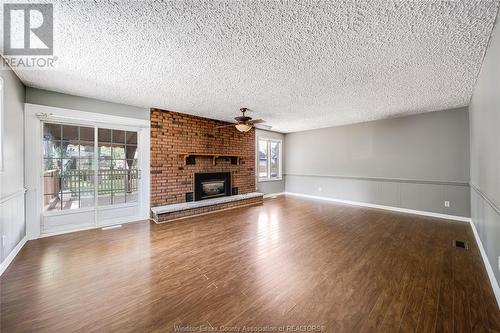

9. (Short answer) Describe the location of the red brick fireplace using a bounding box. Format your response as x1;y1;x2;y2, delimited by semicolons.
150;108;257;209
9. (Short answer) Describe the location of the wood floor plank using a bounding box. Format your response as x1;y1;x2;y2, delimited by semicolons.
397;217;433;333
1;196;499;332
434;243;455;333
416;219;450;333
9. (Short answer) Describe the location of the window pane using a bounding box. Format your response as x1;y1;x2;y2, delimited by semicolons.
79;126;94;141
98;128;111;143
78;157;93;170
43;123;61;141
98;192;112;206
113;159;126;170
61;191;79;210
126;169;138;203
80;191;94;208
43;172;60;195
112;145;125;159
44;194;61;211
133;172;138;191
114;191;126;204
99;159;111;170
98;143;112;159
43;158;60;171
43;158;60;212
62;125;79;141
43;142;56;159
270;142;280;178
112;171;126;190
61;158;78;172
60;170;79;210
258;140;268;178
125;146;138;160
61;171;79;193
79;141;94;158
98;176;113;205
125;159;138;170
112;130;126;144
43;140;65;158
79;170;94;192
98;171;113;193
97;172;127;202
126;190;138;203
126;131;137;145
61;141;80;158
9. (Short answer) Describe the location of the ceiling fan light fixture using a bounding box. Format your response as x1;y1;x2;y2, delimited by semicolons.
235;123;252;132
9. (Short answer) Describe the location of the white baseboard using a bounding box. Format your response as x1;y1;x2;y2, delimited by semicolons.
0;236;28;276
469;220;500;309
284;192;471;223
263;192;286;199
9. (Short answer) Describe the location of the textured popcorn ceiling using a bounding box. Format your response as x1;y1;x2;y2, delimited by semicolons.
9;1;500;132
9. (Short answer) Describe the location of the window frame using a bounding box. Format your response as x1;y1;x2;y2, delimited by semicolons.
257;137;283;182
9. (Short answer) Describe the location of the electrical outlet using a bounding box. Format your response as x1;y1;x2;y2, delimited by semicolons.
444;201;450;208
2;235;6;248
498;256;500;272
318;187;322;192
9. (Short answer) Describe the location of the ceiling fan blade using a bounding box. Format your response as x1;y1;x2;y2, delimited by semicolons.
235;116;252;122
248;119;265;124
214;123;236;129
255;124;272;130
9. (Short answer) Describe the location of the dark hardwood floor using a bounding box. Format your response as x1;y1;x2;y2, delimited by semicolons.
1;196;499;332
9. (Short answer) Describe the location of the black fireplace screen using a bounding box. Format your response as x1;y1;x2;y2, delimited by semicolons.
201;180;225;199
194;172;231;201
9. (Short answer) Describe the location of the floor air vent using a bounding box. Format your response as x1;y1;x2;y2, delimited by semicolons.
453;240;469;250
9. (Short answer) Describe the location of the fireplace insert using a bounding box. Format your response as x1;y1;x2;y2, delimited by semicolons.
194;172;231;201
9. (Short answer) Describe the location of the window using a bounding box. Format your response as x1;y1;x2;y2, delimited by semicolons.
258;138;282;181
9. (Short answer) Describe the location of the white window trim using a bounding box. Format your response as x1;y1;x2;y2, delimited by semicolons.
257;136;283;182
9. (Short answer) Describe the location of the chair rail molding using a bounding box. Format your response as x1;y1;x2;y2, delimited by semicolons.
470;182;500;215
0;187;27;204
284;173;469;186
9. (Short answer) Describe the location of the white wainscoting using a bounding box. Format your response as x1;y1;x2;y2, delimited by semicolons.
0;188;27;275
285;174;471;218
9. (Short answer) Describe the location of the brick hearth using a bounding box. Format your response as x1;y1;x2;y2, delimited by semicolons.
151;192;263;223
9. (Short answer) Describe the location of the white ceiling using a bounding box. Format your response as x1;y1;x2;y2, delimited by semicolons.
9;1;500;132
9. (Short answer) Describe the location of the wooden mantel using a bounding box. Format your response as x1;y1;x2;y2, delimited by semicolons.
177;152;248;166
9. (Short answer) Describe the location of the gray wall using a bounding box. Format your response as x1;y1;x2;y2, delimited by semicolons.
0;60;26;265
469;15;500;285
284;108;470;217
26;87;149;120
255;129;285;195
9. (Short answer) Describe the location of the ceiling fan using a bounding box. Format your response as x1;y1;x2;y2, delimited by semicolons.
216;108;270;132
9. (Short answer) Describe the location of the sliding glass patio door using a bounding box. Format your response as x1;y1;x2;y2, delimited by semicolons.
41;122;141;234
